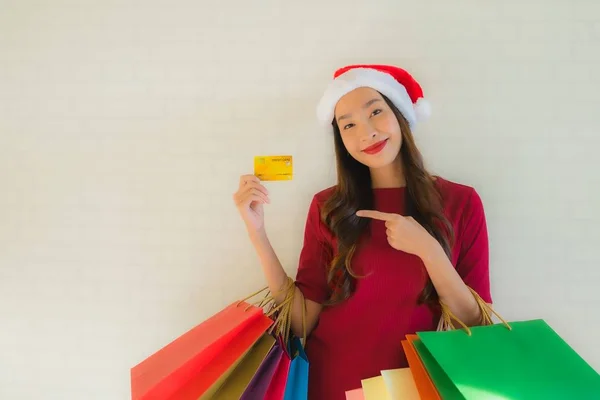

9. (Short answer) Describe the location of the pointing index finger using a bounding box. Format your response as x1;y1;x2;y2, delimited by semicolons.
356;210;399;221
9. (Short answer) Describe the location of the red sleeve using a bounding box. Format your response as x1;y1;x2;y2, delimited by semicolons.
294;195;333;304
456;188;493;304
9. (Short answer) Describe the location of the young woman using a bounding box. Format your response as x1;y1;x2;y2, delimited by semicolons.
233;64;492;399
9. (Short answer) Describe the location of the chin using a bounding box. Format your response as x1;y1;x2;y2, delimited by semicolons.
356;146;400;168
357;153;398;169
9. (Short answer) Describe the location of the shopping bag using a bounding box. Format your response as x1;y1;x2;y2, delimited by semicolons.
208;333;276;399
283;289;309;400
130;282;287;400
345;387;365;400
414;288;600;399
264;338;292;400
361;374;392;399
407;335;461;399
381;368;421;399
355;368;420;400
283;335;309;400
239;336;285;399
402;337;441;400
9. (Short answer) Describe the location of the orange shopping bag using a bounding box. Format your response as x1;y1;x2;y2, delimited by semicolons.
130;300;273;399
402;335;441;400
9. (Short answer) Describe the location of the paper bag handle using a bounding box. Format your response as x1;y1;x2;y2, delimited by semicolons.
438;286;512;336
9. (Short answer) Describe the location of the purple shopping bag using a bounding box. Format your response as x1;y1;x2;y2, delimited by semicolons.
240;338;285;399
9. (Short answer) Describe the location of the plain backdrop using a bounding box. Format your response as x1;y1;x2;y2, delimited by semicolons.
1;0;599;398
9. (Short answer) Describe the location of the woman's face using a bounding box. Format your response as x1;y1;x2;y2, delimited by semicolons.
334;87;402;169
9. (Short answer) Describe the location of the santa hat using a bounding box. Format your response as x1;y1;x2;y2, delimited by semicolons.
316;64;431;130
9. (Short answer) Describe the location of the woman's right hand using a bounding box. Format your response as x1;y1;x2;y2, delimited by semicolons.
233;174;270;234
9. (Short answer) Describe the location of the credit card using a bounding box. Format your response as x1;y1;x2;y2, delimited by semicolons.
254;155;293;181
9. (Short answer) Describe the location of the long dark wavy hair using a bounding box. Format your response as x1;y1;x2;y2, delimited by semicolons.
321;93;455;306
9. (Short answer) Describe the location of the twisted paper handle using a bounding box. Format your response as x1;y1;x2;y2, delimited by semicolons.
237;277;304;347
267;277;297;346
437;287;512;336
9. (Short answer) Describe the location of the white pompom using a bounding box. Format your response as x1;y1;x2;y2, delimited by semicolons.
413;98;431;122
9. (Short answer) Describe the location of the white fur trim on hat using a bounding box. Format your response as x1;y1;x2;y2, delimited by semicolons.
414;97;431;122
316;68;418;129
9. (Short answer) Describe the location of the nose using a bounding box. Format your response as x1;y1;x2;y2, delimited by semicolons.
358;122;377;141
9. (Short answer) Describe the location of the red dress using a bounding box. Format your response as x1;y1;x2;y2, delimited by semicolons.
294;177;492;399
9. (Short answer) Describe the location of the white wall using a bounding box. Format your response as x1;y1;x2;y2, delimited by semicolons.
1;1;599;398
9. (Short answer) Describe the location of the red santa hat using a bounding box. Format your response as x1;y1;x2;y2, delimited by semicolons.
316;64;431;130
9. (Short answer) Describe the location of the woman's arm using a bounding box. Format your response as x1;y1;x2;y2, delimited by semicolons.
357;188;491;327
420;245;484;326
234;176;327;338
419;188;492;327
249;229;323;338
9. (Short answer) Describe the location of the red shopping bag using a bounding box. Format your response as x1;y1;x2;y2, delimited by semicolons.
263;336;292;400
130;300;273;400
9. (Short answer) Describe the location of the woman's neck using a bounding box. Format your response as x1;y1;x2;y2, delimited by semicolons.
370;156;406;189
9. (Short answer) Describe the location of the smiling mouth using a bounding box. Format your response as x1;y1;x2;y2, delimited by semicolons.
362;139;388;155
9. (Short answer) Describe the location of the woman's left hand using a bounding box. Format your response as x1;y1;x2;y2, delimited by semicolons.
356;210;440;259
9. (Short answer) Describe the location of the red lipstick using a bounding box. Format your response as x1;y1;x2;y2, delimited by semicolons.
362;139;388;155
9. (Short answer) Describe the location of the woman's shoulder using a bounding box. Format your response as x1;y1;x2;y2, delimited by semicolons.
301;185;336;219
302;186;337;242
435;175;478;199
312;185;337;203
434;175;485;219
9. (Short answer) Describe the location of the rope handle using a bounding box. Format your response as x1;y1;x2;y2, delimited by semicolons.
269;277;297;346
299;288;307;348
235;276;301;346
235;276;295;310
438;287;512;336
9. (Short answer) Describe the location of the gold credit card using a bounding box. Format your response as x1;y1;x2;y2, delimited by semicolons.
254;155;293;181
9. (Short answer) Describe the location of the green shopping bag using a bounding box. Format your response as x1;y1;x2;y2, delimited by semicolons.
414;289;600;399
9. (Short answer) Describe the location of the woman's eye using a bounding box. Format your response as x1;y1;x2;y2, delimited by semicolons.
343;123;354;130
371;109;382;116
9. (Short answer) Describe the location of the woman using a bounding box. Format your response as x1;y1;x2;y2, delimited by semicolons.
233;64;492;399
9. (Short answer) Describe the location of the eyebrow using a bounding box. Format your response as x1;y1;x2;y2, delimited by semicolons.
337;98;382;121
